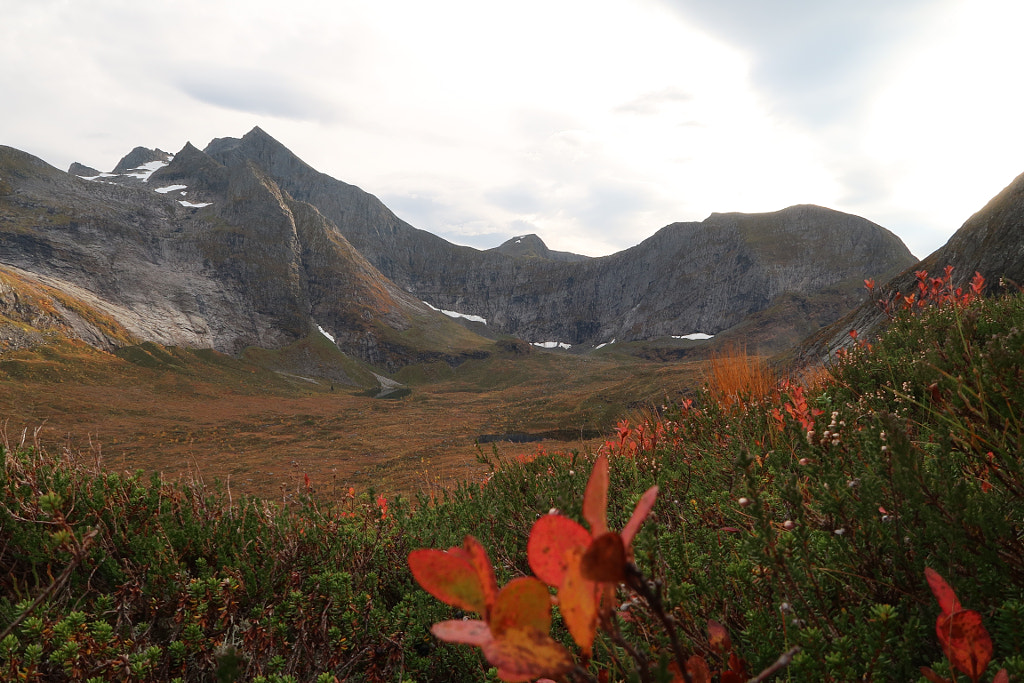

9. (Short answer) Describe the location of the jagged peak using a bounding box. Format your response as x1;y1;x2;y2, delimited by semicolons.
112;146;172;174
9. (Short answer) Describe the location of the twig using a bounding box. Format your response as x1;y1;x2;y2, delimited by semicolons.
746;645;801;683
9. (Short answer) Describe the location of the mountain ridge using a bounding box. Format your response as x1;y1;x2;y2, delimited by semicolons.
3;128;923;372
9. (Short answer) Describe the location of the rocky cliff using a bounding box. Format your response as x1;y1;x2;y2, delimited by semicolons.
201;128;916;348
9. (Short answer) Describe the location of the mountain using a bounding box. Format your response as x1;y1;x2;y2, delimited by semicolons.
0;143;490;373
199;128;916;349
1;126;920;373
488;234;590;262
797;169;1024;365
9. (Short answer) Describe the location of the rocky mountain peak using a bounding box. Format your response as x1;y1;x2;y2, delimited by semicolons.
112;146;172;174
489;234;589;262
148;142;228;195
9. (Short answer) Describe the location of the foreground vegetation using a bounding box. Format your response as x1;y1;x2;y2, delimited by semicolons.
2;277;1023;681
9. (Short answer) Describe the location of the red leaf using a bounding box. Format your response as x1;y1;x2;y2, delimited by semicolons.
408;547;487;615
925;567;962;616
621;485;659;550
527;514;591;587
490;577;551;637
431;619;493;646
685;655;712;683
482;627;574;682
920;666;952;683
583;454;609;536
707;619;732;654
721;673;745;683
937;610;993;682
559;545;599;656
580;532;627;583
993;669;1010;683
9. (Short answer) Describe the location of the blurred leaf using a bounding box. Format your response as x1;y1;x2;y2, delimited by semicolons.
408;546;486;615
937;609;992;683
621;485;659;549
490;577;551;637
925;567;962;617
583;454;609;536
580;532;627;583
685;654;712;683
707;619;732;654
431;619;493;646
560;546;599;656
919;666;951;683
527;514;590;587
482;627;574;683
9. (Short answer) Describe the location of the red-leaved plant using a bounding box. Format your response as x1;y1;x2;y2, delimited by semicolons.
408;454;796;682
921;568;1008;683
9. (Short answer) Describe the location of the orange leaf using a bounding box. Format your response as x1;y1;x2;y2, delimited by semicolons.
937;610;992;682
482;627;574;682
621;485;659;550
560;546;599;656
685;655;712;683
463;536;499;612
919;666;952;683
925;568;962;616
408;547;487;615
583;454;609;536
490;577;552;637
580;532;627;583
707;619;732;654
528;514;591;587
431;619;493;646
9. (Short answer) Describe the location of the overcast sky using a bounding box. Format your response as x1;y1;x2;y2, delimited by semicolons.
3;0;1023;258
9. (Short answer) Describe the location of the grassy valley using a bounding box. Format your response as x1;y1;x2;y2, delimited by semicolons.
2;278;1023;681
0;333;706;500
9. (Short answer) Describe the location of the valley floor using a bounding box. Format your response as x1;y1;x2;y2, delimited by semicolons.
0;342;704;499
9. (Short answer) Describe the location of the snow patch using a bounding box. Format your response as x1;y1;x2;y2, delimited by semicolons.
532;341;572;350
595;338;617;350
155;184;187;194
317;325;336;343
78;173;117;181
422;301;487;325
672;333;714;340
126;159;171;181
179;200;211;208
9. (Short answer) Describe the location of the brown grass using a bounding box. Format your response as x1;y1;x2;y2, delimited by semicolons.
705;344;777;408
0;341;704;500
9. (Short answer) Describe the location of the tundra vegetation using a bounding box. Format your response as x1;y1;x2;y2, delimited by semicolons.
1;270;1023;682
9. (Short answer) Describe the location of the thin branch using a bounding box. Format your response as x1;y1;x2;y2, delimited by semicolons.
746;645;801;683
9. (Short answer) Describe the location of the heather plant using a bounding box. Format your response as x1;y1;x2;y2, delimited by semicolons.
3;270;1024;682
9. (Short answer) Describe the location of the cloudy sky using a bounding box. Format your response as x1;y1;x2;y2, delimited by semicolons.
3;0;1023;258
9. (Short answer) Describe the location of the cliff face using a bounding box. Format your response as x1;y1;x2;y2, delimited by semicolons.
202;128;916;348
